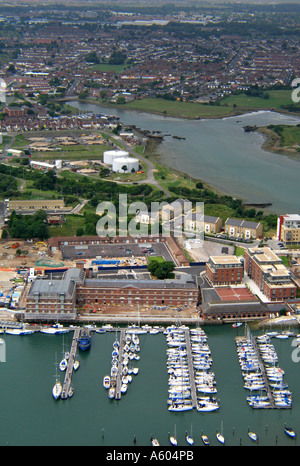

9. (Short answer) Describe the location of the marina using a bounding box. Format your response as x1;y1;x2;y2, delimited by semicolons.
236;326;291;409
105;327;141;401
166;325;219;413
0;323;299;445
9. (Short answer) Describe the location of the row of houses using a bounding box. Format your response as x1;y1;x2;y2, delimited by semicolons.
136;199;262;239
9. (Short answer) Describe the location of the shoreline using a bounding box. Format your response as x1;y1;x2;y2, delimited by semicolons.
257;127;300;162
64;97;300;213
63;96;300;122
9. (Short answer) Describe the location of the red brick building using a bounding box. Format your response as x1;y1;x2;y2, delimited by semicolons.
5;106;25;117
76;278;199;310
244;247;297;301
206;255;244;286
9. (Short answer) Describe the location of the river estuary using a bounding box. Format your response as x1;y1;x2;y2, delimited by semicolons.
68;100;300;214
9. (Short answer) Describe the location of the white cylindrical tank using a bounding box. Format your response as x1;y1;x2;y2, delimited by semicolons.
103;150;129;165
55;159;62;169
112;157;139;173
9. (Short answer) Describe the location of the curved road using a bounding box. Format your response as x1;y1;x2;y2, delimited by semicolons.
109;134;171;197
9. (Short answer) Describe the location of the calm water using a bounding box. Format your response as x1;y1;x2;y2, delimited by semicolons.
1;326;299;446
68;101;300;214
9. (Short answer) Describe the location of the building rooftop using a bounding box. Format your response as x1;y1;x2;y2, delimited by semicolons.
82;277;197;289
28;268;85;296
209;255;242;266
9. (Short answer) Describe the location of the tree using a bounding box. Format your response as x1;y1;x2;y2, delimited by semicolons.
85;51;99;64
122;165;128;173
147;259;175;279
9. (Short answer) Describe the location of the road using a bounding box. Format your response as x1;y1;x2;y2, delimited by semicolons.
109;134;171;197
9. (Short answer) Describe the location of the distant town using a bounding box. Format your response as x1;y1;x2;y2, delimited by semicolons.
0;2;298;108
0;1;299;331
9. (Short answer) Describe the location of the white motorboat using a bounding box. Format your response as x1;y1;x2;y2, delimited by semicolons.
73;360;80;371
40;326;69;335
6;327;34;335
103;375;110;389
276;333;289;340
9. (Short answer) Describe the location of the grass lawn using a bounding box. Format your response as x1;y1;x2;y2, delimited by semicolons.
124;98;238;119
274;125;300;148
221;90;294;110
235;246;246;257
148;256;165;264
89;63;129;73
49;215;86;237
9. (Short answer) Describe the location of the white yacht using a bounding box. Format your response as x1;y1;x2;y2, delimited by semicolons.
169;435;177;445
40;326;69;335
248;431;257;442
73;360;80;371
59;358;68;371
6;327;35;335
103;376;110;389
186;433;194;445
52;354;62;400
216;432;225;444
52;381;62;400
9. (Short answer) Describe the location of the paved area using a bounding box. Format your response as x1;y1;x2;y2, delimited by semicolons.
179;239;235;262
61;241;174;262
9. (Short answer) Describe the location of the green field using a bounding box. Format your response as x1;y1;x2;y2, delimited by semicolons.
273;125;300;147
221;90;294;110
124;98;237;119
120;90;298;119
90;63;129;73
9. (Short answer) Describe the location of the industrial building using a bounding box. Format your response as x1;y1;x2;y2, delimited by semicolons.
103;149;129;165
112;156;139;173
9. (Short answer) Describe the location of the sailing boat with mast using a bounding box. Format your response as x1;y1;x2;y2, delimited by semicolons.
169;425;178;446
59;335;68;371
186;425;194;445
216;421;225;444
52;353;62;400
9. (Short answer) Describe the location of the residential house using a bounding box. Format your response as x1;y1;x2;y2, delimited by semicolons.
225;218;262;239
